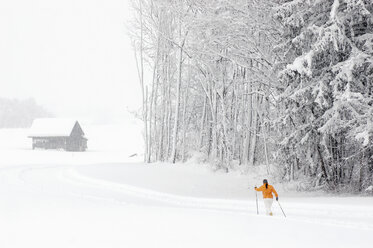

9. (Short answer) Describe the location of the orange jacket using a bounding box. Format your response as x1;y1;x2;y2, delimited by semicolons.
255;184;278;199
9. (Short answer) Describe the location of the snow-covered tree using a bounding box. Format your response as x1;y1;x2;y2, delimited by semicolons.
275;0;373;191
131;0;372;192
131;0;281;171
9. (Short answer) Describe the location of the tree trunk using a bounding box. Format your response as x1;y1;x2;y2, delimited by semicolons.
242;78;252;168
170;37;183;164
199;96;207;149
181;63;190;162
249;90;259;167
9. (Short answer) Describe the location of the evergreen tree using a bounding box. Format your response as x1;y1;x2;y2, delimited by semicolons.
275;0;373;191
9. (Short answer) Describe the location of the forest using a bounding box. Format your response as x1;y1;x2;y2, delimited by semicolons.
0;98;51;128
130;0;373;192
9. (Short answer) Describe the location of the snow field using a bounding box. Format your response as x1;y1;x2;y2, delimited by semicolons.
2;162;373;248
0;126;373;247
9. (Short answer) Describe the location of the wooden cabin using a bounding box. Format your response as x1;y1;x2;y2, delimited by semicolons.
28;119;88;151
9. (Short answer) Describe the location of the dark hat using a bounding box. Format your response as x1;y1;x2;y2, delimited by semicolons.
263;179;268;184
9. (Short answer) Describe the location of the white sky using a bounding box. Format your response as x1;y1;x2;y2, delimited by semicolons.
0;0;141;124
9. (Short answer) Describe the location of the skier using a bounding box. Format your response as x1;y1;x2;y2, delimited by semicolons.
254;179;278;216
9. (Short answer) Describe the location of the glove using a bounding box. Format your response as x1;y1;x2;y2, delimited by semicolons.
276;197;279;201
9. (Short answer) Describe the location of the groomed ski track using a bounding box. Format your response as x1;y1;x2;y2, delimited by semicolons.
1;163;373;248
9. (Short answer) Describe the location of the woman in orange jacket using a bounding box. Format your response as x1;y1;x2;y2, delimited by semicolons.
254;179;278;216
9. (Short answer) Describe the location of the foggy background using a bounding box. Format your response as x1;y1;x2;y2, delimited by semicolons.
0;0;140;124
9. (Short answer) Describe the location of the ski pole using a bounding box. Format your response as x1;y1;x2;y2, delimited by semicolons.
277;200;286;218
255;186;259;215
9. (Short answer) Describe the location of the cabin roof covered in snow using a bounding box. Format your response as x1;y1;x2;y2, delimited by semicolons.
28;118;81;137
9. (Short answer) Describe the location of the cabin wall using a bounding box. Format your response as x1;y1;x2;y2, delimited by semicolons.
32;136;87;151
70;122;85;137
32;137;67;150
66;136;87;151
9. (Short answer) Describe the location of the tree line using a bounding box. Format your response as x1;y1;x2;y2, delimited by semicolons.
0;97;51;128
130;0;373;192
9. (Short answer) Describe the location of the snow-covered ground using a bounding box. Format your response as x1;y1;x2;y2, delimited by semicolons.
0;126;373;248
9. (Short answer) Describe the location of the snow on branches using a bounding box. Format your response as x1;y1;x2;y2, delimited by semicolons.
130;0;372;192
275;0;373;191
